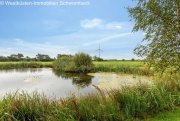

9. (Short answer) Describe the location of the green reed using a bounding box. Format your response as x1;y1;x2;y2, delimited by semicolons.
0;62;53;70
0;81;179;121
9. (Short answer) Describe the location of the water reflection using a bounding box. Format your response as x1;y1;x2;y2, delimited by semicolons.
0;68;152;98
0;68;96;98
52;70;93;88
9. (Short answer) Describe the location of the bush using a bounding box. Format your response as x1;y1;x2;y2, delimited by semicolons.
74;53;94;72
53;52;94;73
53;56;73;71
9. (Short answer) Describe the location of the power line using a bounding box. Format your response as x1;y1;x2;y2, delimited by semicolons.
96;44;103;58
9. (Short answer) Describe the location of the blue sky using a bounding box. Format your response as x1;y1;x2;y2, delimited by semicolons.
0;0;144;59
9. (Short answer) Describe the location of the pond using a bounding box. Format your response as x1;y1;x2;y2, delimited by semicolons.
0;68;152;98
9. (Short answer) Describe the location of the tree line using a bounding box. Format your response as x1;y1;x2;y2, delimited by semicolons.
0;53;54;62
0;53;139;62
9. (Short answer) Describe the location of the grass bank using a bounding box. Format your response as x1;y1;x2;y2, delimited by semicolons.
150;107;180;121
93;61;151;75
0;61;152;75
0;81;179;121
0;62;53;69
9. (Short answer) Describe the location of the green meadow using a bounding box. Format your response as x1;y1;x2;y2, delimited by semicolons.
93;61;151;75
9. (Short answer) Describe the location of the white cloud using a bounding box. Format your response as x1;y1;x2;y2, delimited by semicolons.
80;18;104;29
0;20;143;59
83;33;131;46
105;22;122;30
80;18;122;30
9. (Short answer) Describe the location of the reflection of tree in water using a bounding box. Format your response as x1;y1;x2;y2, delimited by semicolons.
52;69;94;88
72;75;93;88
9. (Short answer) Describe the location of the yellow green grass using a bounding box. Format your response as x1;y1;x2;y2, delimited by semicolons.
93;61;151;75
0;62;53;69
93;61;144;67
0;61;151;75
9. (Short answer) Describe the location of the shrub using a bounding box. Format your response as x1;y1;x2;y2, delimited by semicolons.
53;52;94;73
53;56;73;71
73;53;93;72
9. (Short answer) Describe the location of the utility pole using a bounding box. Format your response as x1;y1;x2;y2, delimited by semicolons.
96;44;103;58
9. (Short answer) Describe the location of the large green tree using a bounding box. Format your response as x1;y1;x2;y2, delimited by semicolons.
128;0;180;72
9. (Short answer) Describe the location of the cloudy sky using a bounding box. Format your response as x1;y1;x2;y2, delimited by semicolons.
0;0;144;59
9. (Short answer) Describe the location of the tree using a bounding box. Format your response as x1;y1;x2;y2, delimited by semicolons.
93;56;103;61
17;53;24;59
0;56;7;62
57;54;73;59
74;53;92;67
36;54;52;61
74;53;94;72
8;54;19;61
131;58;135;61
128;0;180;72
53;52;94;73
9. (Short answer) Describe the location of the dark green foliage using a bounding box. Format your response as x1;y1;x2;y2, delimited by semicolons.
128;0;180;72
53;56;74;71
36;54;53;61
73;53;94;72
93;56;103;61
0;53;54;62
53;52;94;73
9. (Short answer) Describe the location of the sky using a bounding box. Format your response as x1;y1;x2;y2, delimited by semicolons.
0;0;145;59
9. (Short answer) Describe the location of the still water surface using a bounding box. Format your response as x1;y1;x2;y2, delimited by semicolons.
0;68;152;98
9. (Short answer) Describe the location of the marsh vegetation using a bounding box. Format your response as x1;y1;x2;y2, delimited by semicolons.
0;0;179;120
0;79;179;121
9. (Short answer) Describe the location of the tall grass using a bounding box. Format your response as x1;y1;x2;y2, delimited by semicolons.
0;62;53;69
0;61;151;75
93;61;151;75
0;81;179;121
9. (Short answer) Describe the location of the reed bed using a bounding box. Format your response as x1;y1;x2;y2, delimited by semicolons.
0;61;151;75
0;62;53;70
93;61;151;75
0;81;179;121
